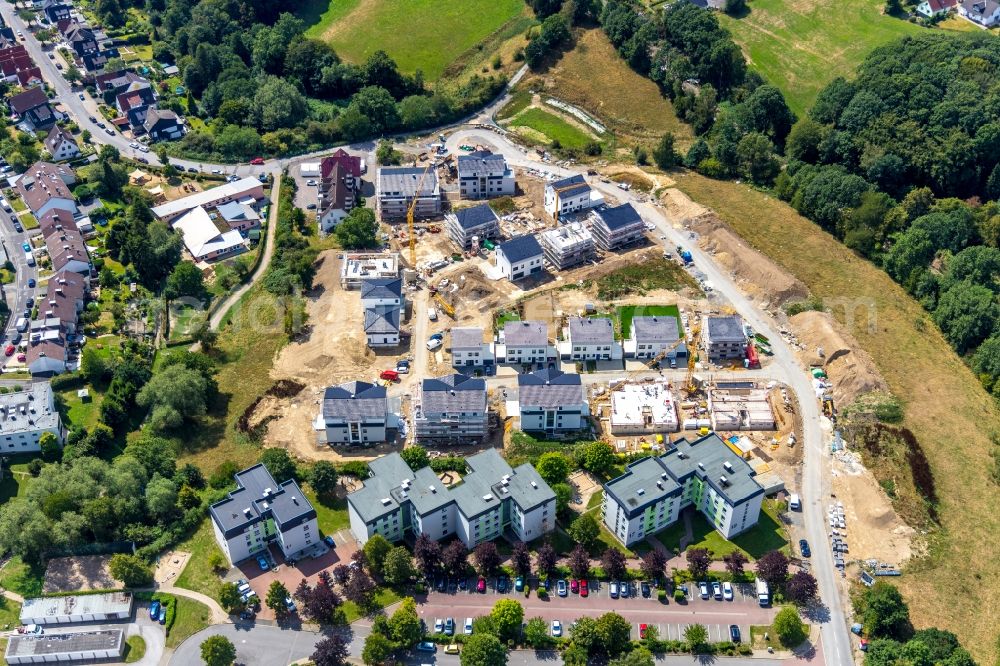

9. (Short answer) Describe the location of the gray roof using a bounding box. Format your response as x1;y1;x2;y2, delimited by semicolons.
569;316;614;344
594;203;642;231
632;315;681;343
549;174;589;199
604;455;681;514
216;200;259;223
452;327;485;349
361;277;402;300
454;203;499;230
420;374;486;414
503;320;548;347
0;383;60;436
364;305;400;334
7;629;123;658
705;315;746;344
209;464;316;538
379;166;439;196
498;235;543;264
457;151;508;178
322;381;387;421
517;369;585;409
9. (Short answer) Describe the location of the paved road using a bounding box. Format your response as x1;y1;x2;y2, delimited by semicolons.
0;205;37;366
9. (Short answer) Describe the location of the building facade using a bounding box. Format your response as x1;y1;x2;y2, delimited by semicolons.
628;315;687;362
589;203;646;251
566;316;622;361
496;235;544;282
517;369;588;434
314;381;389;445
703;315;747;362
377;166;441;219
539;223;595;270
497;320;554;366
457;151;515;199
413;374;488;442
451;327;494;367
446;203;500;250
544;175;602;218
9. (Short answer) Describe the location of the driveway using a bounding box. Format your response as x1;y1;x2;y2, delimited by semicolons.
128;607;166;666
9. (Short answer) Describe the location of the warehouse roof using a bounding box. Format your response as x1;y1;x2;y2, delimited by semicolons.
20;592;132;624
6;629;123;659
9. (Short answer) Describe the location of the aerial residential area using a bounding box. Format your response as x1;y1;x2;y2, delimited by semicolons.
0;0;995;665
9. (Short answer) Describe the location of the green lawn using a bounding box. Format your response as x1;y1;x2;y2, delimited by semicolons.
0;557;44;598
165;596;212;649
0;596;21;632
510;108;597;150
718;0;924;115
123;635;146;663
617;305;681;339
303;488;350;536
9;196;25;213
342;587;402;623
173;519;227;604
300;0;526;79
57;384;103;431
586;490;604;512
656;500;790;561
494;311;520;332
20;213;37;230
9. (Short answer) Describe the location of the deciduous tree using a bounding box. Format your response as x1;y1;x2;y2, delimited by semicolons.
601;548;626;581
639;549;667;581
200;635;237;666
490;599;524;640
568;513;599;549
460;633;507;666
473;541;501;576
755;550;789;587
568;544;590;579
686;548;711;579
785;570;818;604
511;541;532;578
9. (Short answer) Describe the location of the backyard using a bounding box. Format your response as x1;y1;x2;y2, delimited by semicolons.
617;304;682;339
655;500;789;560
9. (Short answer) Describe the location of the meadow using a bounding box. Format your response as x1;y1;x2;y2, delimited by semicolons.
509;108;597;150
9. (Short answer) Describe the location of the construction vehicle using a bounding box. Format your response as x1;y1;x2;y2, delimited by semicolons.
434;292;455;318
406;162;435;266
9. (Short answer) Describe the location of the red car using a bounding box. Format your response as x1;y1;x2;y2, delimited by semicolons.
639;624;648;639
4;344;14;356
570;579;579;594
580;580;589;597
477;578;486;593
250;157;265;165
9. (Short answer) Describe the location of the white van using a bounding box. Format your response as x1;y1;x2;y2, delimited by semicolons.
428;308;437;321
789;493;801;511
15;317;28;332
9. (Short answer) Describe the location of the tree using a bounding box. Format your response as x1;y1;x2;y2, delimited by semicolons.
568;544;590;579
932;281;999;354
266;580;291;619
165;261;207;301
737;132;779;185
859;581;912;641
344;569;377;607
490;598;524;639
524;616;552;648
785;118;827;163
652;132;679;170
785;570;818;604
383;546;416;586
200;635;237;666
363;534;393;578
568;513;599;549
375;140;402;165
723;0;746;14
723;550;748;578
400;445;430;471
253;76;309;131
601;548;626;581
309;461;339;498
259;448;297;484
595;612;632;656
686;548;711;579
109;554;152;587
611;647;654;666
511;541;532;577
312;634;350;666
80;347;108;383
460;633;507;666
910;628;960;663
362;631;394;665
755;550;789;587
474;541;501;575
535;452;570;485
414;534;442;577
145;474;178;521
38;431;61;462
389;597;423;647
349;86;400;133
335;207;379;249
639;549;667;581
552;483;572;514
579;441;616;477
772;606;807;647
136;365;208;431
535;542;557;576
569;616;599;650
438;538;466;575
684;623;708;652
219;582;244;613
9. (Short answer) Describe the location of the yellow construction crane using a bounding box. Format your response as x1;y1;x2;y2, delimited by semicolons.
434;292;455;318
550;180;590;227
407;162;435;266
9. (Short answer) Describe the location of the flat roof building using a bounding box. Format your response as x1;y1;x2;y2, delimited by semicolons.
708;387;775;431
539;222;595;270
340;253;399;289
6;629;125;664
0;383;63;453
20;592;133;626
609;380;679;434
377;166;441;220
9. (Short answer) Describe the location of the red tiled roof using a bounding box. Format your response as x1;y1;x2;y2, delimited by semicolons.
321;149;362;179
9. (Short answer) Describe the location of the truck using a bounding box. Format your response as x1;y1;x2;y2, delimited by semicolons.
755;578;770;607
379;369;400;382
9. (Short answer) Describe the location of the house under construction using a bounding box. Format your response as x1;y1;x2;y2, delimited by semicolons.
609;380;679;434
341;252;400;289
539;222;595;270
707;385;775;430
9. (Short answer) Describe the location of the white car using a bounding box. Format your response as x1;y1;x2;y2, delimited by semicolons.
129;142;139;149
434;618;443;633
551;620;562;637
426;338;442;351
138;145;150;153
723;581;733;601
464;618;473;635
698;581;709;599
306;179;317;186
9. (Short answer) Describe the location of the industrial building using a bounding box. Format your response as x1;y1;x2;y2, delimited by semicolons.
0;383;63;453
376;166;441;220
589;203;646;251
602;433;765;547
5;629;125;664
457;151;514;199
446;203;500;250
347;449;556;547
412;374;488;442
340;253;399;289
314;381;391;445
703;315;748;362
19;593;133;626
539;222;595;270
516;369;589;434
707;386;776;431
609;381;679;434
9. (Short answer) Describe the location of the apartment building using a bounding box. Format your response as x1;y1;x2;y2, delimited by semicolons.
457;151;515;199
318;162;356;232
347;448;556;547
601;433;765;547
446;203;500;250
361;277;404;309
590;203;646;251
209;464;319;565
496;235;544;282
377;167;441;220
16;161;77;218
364;305;401;347
539;222;595;270
0;383;63;453
566;316;622;361
413;374;488;442
517;369;588;434
703;315;747;362
543;175;603;218
314;381;390;445
496;320;555;367
627;315;687;363
450;327;494;368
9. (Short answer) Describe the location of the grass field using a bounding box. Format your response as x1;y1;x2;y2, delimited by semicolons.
672;171;1000;663
654;501;788;560
123;635;146;663
303;488;350;536
165;596;211;649
0;557;44;598
718;0;924;115
617;305;681;339
0;596;21;632
300;0;526;79
543;29;694;145
509;108;597;150
173;519;227;604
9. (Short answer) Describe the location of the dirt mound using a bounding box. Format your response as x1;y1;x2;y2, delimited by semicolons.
790;310;887;405
237;379;306;434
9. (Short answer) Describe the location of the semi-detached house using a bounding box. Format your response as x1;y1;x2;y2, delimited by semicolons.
497;320;555;366
543;174;603;218
566;316;622;361
627;315;687;362
347;449;556;547
450;327;494;368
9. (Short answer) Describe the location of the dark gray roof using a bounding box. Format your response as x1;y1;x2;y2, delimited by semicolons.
322;381;387;421
549;174;589;199
503;320;548;347
379;166;438;196
632;315;681;343
498;234;542;264
361;277;403;300
661;434;764;505
364;305;400;334
569;316;614;344
420;374;486;414
210;464;317;537
705;315;746;344
594;203;642;231
451;327;485;349
457;151;508;178
604;456;681;514
454;203;499;230
517;369;584;409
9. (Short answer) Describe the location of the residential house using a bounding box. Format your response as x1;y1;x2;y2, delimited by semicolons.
39;271;87;333
209;464;319;565
364;305;400;347
0;383;63;454
151;177;265;223
65;23;99;62
115;83;157;130
917;0;958;15
627;315;687;363
496;320;555;366
590;203;646;251
959;0;1000;23
601;433;765;547
45;227;91;275
318;163;355;232
450;327;494;368
0;45;39;84
321;148;364;181
38;209;78;238
566;316;622;361
44;126;80;162
8;86;57;131
702;315;747;362
516;369;588;434
14;67;42;88
539;222;594;270
216;201;261;233
457;150;514;199
360;277;404;309
496;235;544;282
413;374;488;443
314;381;390;446
143;108;185;142
376;166;441;220
171;206;246;262
446;203;500;251
543;174;603;219
16;162;77;218
41;0;72;23
347;448;556;547
94;70;147;100
26;339;67;376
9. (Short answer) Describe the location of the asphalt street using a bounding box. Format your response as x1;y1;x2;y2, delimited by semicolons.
0;204;36;367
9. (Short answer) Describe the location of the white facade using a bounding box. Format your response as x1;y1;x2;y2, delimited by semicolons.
496;240;544;282
543;177;603;218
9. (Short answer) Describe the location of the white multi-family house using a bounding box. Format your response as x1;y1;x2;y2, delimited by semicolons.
457;151;515;199
626;314;687;363
314;381;390;445
703;315;747;362
565;316;622;361
377;166;441;220
0;384;63;454
360;278;404;309
544;174;603;219
412;374;488;442
589;203;646;251
364;306;401;347
496;320;556;367
43;126;80;162
451;327;494;368
496;235;544;282
446;203;500;250
516;369;589;434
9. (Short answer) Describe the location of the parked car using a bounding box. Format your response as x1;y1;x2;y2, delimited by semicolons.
551;620;562;637
514;576;524;592
464;618;473;635
88;115;97;122
557;579;567;597
570;579;579;594
729;625;741;643
149;601;160;620
712;582;722;600
5;344;15;356
799;539;811;558
722;581;733;601
416;641;436;653
22;242;30;252
257;555;269;571
306;203;317;210
250;157;265;165
429;332;444;341
699;581;709;599
497;576;508;593
136;157;149;164
78;93;85;100
444;618;454;636
13;223;22;232
96;121;106;128
306;180;317;186
477;578;486;593
620;581;631;598
27;278;35;288
129;142;140;149
639;624;648;639
434;618;443;634
187;167;198;173
444;644;459;655
211;168;222;174
105;127;115;136
641;581;651;598
580;580;588;597
17;353;25;362
323;535;335;547
609;581;619;598
158;606;166;624
427;338;442;351
436;577;446;592
285;596;296;612
138;145;150;153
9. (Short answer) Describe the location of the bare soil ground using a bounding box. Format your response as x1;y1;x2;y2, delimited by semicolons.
791;311;887;406
42;555;117;593
154;551;191;587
